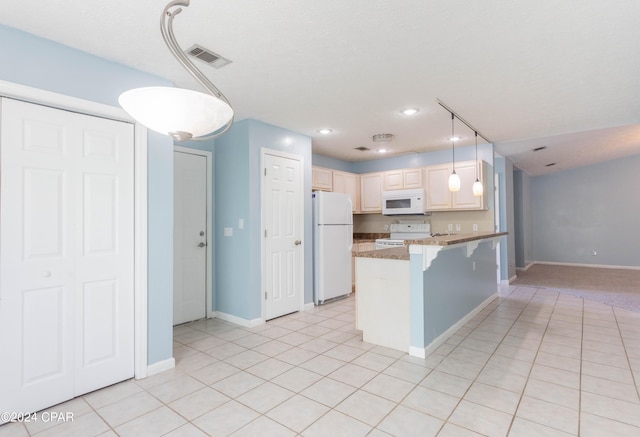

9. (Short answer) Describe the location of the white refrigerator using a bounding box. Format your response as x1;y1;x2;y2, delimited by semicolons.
313;191;353;304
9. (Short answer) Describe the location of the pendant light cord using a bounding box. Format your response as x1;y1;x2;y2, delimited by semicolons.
451;113;456;172
475;131;479;180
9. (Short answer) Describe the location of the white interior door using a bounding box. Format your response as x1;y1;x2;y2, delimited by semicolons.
173;150;208;325
264;151;303;320
0;98;134;416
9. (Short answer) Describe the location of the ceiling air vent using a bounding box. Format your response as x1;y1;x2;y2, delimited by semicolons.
533;146;547;152
354;146;370;151
185;44;232;69
545;162;556;167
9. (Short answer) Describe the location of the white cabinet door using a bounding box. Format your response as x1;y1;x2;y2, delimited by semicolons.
360;173;383;213
403;168;424;189
425;164;453;210
333;171;359;213
312;166;333;191
0;98;134;416
384;168;423;190
452;161;483;209
383;170;404;190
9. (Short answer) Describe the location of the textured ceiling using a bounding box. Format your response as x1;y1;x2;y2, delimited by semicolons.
2;0;640;175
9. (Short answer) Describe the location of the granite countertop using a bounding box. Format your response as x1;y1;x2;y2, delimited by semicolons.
355;232;507;260
404;231;508;246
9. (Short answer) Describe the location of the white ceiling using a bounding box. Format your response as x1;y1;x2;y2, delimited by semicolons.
3;0;640;176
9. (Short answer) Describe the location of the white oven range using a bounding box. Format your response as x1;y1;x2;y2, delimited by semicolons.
375;223;431;249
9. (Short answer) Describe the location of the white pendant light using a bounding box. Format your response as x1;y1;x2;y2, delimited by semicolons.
472;131;484;196
448;113;461;192
119;0;234;141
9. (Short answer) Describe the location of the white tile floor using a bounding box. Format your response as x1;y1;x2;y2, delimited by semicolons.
3;285;640;436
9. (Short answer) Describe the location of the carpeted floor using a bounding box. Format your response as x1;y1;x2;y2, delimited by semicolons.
512;263;640;312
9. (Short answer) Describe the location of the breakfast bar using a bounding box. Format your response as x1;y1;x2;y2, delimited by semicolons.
354;232;507;358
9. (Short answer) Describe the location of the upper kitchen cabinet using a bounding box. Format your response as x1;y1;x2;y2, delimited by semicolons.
425;160;489;211
312;166;333;191
383;168;423;191
333;170;359;213
360;172;383;213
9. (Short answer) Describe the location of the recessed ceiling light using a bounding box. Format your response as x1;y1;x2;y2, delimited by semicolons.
449;136;461;142
400;108;420;116
377;148;389;153
316;128;333;135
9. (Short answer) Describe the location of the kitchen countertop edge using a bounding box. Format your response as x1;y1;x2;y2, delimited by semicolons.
354;232;508;261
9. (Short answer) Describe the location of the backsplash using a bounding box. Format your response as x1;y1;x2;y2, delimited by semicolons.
353;210;495;234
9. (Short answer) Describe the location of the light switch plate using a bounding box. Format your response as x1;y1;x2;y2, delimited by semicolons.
238;218;244;229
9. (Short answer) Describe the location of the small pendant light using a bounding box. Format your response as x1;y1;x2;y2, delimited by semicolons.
448;113;461;192
472;131;484;196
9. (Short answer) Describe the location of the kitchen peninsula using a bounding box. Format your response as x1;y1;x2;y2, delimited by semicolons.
354;232;507;358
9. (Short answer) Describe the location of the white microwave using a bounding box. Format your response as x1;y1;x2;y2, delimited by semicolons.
382;189;425;215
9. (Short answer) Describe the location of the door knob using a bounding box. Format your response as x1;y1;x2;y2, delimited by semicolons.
294;240;302;246
197;242;207;247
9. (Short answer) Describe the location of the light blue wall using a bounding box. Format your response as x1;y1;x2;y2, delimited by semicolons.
513;170;525;267
410;241;497;348
312;154;354;172
494;157;516;281
532;155;640;267
0;24;174;365
214;120;313;320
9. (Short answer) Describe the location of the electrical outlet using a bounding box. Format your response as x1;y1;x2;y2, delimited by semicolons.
473;224;478;231
383;224;389;231
455;224;461;232
224;227;233;237
447;224;453;231
238;218;244;229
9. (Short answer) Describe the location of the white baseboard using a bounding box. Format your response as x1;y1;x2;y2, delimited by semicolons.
534;261;640;271
303;302;315;312
411;292;498;359
146;357;175;377
409;346;426;359
516;262;535;272
215;311;264;328
508;275;518;284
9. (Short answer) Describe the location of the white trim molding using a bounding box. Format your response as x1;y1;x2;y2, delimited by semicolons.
410;293;498;359
534;261;640;271
215;311;264;328
147;358;176;377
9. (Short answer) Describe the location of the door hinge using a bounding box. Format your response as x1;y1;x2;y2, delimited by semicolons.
264;168;267;176
264;229;267;237
264;291;267;300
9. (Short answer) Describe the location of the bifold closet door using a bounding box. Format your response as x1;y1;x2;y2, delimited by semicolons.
0;98;135;416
